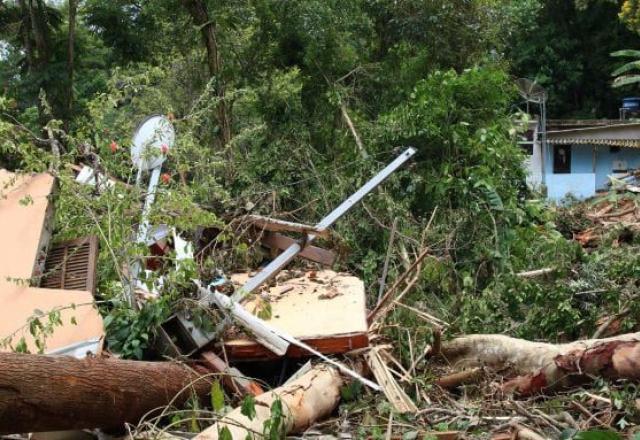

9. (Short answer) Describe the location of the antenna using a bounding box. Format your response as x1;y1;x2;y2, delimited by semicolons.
515;78;547;104
515;78;548;185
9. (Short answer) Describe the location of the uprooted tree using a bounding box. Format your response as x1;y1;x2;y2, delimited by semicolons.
441;332;640;395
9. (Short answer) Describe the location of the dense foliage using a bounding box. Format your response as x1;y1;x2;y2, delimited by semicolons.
1;5;640;430
509;0;640;118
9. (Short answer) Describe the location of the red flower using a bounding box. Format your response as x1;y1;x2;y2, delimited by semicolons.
161;144;169;155
161;173;171;184
109;140;118;153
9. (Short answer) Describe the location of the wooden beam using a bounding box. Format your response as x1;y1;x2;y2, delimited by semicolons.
246;215;330;238
199;351;263;397
261;231;336;266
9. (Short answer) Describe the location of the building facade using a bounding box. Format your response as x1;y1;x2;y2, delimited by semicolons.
523;120;640;201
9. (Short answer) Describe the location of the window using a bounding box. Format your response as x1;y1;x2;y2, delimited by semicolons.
40;236;99;294
553;145;571;174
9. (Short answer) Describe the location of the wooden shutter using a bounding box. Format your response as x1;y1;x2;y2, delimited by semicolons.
40;236;99;294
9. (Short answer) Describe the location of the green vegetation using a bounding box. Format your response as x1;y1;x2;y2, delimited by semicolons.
2;0;640;436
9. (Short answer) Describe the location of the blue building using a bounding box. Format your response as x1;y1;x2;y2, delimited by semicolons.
523;120;640;201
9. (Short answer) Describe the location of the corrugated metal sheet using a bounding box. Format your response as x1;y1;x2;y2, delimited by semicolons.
41;236;99;294
549;138;640;148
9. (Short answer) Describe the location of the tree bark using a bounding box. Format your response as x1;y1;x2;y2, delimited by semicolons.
26;0;53;124
28;0;50;68
441;332;640;396
0;352;212;434
18;0;34;73
195;364;343;439
66;0;77;126
180;0;231;147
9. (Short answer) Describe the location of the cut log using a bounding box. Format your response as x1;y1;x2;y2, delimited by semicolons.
0;352;211;434
195;364;343;439
441;332;640;395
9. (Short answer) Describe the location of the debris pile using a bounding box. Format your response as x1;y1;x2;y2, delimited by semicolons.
571;196;640;247
2;116;640;439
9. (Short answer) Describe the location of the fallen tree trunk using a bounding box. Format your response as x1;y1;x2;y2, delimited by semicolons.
0;352;211;434
195;364;343;439
441;332;640;395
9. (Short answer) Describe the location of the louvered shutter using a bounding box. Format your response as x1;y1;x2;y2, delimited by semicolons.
40;236;99;294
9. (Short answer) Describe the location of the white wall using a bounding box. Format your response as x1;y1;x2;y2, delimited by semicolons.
524;140;543;188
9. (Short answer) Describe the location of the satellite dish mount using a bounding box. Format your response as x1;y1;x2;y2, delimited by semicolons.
127;114;176;307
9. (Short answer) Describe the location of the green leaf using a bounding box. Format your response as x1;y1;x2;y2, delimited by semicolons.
612;75;640;88
14;337;28;353
574;431;623;440
103;314;114;328
70;316;77;325
29;318;43;337
340;381;363;401
611;49;640;58
211;380;225;412
256;302;272;320
241;394;257;420
611;60;640;77
403;431;419;440
218;427;232;440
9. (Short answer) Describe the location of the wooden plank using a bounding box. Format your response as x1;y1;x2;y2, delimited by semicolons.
199;351;264;397
261;231;336;266
222;271;368;359
223;333;369;360
245;215;329;238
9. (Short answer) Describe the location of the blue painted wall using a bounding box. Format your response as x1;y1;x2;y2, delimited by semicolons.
543;144;640;200
546;173;596;200
593;146;640;189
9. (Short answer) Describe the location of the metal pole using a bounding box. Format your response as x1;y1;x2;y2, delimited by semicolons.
126;167;162;308
136;167;161;244
540;101;547;185
233;147;416;300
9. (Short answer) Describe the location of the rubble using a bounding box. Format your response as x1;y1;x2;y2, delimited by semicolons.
8;113;640;440
568;194;640;246
0;170;103;356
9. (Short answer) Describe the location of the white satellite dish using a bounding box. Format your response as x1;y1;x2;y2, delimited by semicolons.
515;78;547;104
130;115;175;171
